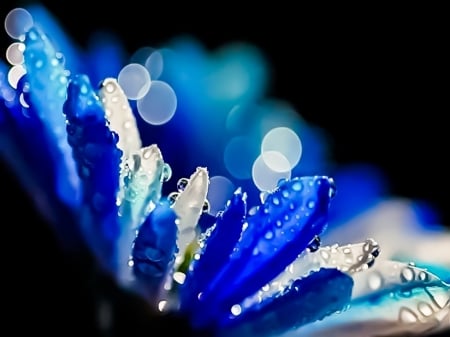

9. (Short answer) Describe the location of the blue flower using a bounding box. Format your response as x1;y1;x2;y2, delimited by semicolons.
1;6;449;337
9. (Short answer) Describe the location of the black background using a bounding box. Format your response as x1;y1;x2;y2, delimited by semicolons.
1;1;449;336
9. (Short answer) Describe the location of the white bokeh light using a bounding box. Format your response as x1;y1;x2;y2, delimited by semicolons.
117;63;151;100
261;127;302;170
252;151;291;191
136;80;177;125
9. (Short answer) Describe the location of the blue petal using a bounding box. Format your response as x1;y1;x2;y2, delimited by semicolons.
189;175;336;328
179;187;247;311
63;73;122;274
22;26;81;208
1;63;84;249
219;268;353;336
132;199;178;301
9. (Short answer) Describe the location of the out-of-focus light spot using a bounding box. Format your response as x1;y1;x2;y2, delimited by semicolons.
206;176;236;216
261;127;302;169
224;136;258;180
137;80;177;125
7;65;26;89
145;50;164;80
129;46;154;65
225;104;242;131
117;63;151;100
252;152;291;191
4;8;33;40
6;42;25;65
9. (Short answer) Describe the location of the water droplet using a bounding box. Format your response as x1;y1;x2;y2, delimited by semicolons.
417;302;434;317
162;164;172;182
272;196;280;206
418;271;430;282
328;177;337;198
275;220;282;227
168;192;179;205
320;250;330;260
307;236;321;252
158;300;167;312
264;231;274;240
230;304;242;316
399;307;418;323
368;272;383;290
282;190;290;198
291;181;303;191
202;200;210;213
259;191;269;203
105;82;115;93
307;200;316;209
177;177;189;192
400;267;415;283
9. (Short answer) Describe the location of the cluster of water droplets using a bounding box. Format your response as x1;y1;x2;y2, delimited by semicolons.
2;7;449;337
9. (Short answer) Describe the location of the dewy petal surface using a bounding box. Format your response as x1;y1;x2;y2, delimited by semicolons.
189;176;336;329
63;73;122;275
22;25;81;207
131;199;178;303
179;187;247;312
289;260;450;337
219;268;354;337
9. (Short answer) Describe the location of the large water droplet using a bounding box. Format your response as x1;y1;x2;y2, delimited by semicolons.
368;272;383;290
400;267;415;283
399;307;418;323
162;163;172;182
177;177;190;192
417;302;434;317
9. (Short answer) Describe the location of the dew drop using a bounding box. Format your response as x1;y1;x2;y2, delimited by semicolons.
272;196;280;206
177;177;189;192
275;220;282;228
399;307;418;323
400;267;415;283
230;304;242;316
368;271;383;290
307;200;316;209
252;247;260;256
328;177;337;198
417;301;434;317
105;82;115;93
418;271;430;282
291;181;303;191
264;230;274;240
162;164;172;182
202;200;210;213
320;250;330;260
168;192;179;205
307;236;321;252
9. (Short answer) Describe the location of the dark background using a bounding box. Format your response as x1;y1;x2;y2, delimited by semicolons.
1;1;448;336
